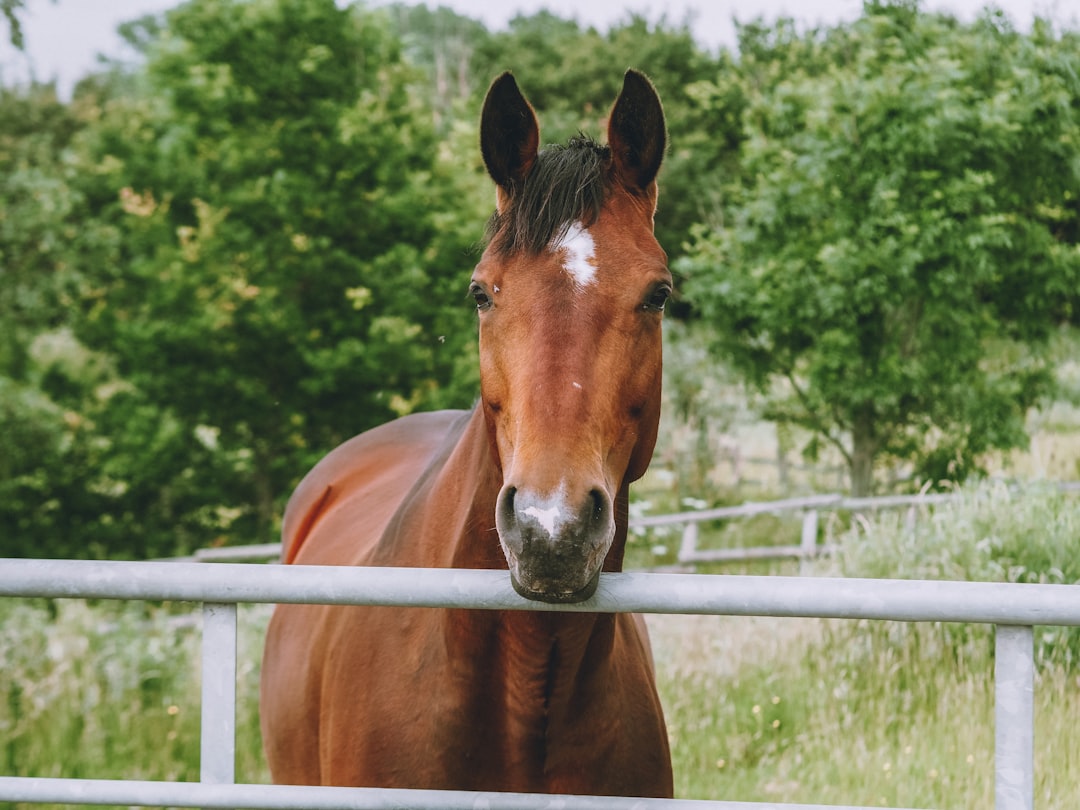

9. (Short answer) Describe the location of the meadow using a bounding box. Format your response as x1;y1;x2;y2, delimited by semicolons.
651;482;1080;807
3;328;1079;808
2;482;1079;808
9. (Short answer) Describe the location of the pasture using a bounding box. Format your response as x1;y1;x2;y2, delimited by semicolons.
3;2;1078;803
3;482;1078;808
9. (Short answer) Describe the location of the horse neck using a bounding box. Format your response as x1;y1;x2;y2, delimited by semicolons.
420;406;627;682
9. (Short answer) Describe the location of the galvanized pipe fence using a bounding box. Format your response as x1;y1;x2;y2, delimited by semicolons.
3;558;1079;810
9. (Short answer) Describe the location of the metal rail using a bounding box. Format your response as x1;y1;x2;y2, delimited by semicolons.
3;559;1079;625
0;777;930;810
1;558;1064;810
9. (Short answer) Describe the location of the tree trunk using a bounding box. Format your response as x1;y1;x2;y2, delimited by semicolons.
252;445;277;543
849;407;877;497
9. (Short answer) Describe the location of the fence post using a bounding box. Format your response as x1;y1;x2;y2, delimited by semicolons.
678;521;699;562
904;505;917;538
798;510;819;574
995;624;1033;810
201;602;237;787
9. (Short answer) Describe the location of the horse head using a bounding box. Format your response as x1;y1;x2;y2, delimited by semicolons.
474;70;669;604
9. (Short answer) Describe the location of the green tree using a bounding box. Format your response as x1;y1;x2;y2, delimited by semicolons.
0;84;86;557
383;3;491;130
0;83;82;375
2;0;26;49
63;0;484;549
683;6;1080;495
0;79;222;558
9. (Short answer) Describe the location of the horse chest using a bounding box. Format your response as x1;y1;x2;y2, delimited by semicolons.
415;614;652;791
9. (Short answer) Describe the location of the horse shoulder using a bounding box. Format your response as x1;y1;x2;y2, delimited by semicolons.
281;409;470;566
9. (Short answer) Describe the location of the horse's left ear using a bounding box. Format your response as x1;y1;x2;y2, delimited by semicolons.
608;69;666;195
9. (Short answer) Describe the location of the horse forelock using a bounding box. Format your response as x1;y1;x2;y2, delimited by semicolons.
485;135;612;257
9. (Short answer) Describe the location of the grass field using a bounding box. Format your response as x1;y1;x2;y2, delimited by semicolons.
4;327;1079;807
648;482;1080;807
3;483;1079;808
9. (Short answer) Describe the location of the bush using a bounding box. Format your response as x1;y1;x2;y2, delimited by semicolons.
830;481;1080;667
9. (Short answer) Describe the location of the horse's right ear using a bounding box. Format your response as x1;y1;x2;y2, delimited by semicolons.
480;72;540;203
608;70;666;196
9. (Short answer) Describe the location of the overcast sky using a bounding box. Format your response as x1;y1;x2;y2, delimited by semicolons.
1;0;1074;97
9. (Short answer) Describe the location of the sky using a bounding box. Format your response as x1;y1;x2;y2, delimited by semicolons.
1;0;1074;97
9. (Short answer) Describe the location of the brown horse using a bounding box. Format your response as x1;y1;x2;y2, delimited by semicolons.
260;70;673;797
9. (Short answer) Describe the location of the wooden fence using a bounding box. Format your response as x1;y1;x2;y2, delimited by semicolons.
182;483;1080;567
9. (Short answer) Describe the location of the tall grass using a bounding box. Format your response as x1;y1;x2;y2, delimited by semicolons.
832;481;1080;667
653;481;1080;807
0;599;269;793
1;482;1077;808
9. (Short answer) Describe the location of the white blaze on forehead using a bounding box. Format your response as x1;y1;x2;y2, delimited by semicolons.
553;221;597;287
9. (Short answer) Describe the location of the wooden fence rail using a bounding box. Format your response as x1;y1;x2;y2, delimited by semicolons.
182;483;1080;567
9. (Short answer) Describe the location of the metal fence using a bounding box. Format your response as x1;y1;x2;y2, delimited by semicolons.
3;557;1079;810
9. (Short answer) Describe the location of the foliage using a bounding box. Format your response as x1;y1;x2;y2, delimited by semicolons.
0;84;149;558
0;598;267;784
1;0;25;50
0;83;82;382
682;6;1080;495
0;0;489;556
383;2;492;130
832;481;1080;666
1;2;1079;557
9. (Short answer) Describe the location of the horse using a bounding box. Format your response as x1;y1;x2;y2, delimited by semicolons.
260;69;674;797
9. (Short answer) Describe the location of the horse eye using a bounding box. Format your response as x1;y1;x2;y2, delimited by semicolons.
469;282;493;312
643;284;672;313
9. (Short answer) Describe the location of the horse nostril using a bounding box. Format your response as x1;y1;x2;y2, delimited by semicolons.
497;486;518;530
587;489;608;527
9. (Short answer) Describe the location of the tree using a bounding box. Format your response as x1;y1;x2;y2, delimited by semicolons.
2;0;26;49
383;3;491;130
63;0;484;548
0;79;225;559
683;6;1080;495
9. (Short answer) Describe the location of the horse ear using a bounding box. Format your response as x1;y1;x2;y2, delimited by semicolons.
480;72;540;197
608;69;666;194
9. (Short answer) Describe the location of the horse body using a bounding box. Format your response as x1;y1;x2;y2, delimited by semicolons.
261;70;674;796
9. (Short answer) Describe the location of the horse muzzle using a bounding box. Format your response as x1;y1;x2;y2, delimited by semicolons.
495;484;613;604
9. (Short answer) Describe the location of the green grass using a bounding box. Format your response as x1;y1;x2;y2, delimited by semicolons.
0;599;270;792
652;481;1080;807
2;482;1078;808
653;610;1080;807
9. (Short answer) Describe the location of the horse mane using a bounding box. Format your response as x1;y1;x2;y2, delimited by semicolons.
485;135;612;256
